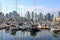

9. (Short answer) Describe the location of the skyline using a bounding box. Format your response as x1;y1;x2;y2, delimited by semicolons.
0;0;60;16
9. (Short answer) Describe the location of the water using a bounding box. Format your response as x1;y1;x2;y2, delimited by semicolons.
0;29;60;40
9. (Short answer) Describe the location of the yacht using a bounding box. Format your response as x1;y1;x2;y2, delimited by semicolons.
19;22;31;30
51;26;60;33
30;23;41;31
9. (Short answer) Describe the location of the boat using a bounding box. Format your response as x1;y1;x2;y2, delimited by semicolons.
0;23;9;29
40;24;50;29
19;23;31;30
51;26;60;33
10;27;21;31
30;23;41;31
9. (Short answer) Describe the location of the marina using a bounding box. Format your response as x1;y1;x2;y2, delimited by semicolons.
0;0;60;40
0;20;60;40
0;21;60;32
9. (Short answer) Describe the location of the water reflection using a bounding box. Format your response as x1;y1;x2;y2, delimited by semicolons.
30;31;37;36
52;31;60;38
10;30;16;36
9;29;40;37
5;29;9;33
30;31;39;36
0;28;60;40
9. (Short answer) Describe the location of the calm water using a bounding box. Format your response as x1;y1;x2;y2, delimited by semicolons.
0;29;60;40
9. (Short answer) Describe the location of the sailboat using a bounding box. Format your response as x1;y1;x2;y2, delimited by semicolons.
30;0;41;31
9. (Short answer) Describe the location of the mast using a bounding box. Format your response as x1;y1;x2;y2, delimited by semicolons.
34;0;36;22
52;0;55;23
21;9;22;22
35;0;36;12
16;0;17;12
23;0;25;23
24;2;25;14
0;3;1;12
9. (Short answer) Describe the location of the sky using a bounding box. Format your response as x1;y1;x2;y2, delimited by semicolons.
0;0;60;16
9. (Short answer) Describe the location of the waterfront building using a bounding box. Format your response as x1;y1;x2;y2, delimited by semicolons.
51;14;54;21
12;11;20;21
47;13;51;21
26;11;30;19
54;16;60;25
13;11;17;19
38;13;43;21
31;11;34;20
26;11;38;22
53;12;60;25
5;11;20;21
9;12;13;19
35;12;38;21
5;13;9;19
59;11;60;16
0;12;4;23
45;15;47;21
30;11;38;21
45;13;53;21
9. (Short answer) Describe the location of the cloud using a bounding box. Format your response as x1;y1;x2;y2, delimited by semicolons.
3;5;60;16
13;5;60;12
12;5;46;16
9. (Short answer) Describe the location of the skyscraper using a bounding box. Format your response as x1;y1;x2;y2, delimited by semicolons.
0;12;4;23
51;14;54;21
38;13;43;21
26;11;30;19
59;11;60;16
31;11;37;21
5;11;20;20
26;11;37;21
47;13;51;21
45;13;54;21
31;11;34;20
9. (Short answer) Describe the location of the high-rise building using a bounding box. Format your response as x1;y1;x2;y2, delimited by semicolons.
45;13;54;21
31;11;34;20
31;11;37;21
0;12;4;19
47;13;51;21
26;11;30;19
9;12;13;19
59;11;60;16
6;13;9;19
45;15;47;21
12;11;20;20
13;11;17;18
38;13;43;21
0;12;4;23
51;14;54;21
5;11;20;20
26;11;37;21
